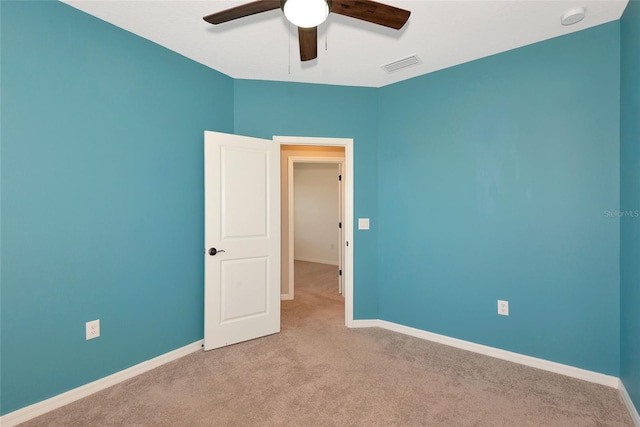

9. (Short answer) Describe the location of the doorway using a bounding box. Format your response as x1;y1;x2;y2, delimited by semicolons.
204;132;354;352
275;137;354;327
290;159;345;295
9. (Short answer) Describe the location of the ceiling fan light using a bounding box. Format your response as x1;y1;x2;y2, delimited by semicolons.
283;0;329;28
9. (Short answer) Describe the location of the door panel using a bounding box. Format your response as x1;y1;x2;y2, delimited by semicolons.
222;147;268;239
204;131;280;351
220;257;268;323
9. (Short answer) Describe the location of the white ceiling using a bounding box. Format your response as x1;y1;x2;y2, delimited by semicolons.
61;0;628;88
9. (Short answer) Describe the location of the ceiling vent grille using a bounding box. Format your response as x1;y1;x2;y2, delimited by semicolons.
381;54;420;73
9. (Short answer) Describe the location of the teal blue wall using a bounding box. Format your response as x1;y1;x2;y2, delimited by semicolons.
621;0;640;412
377;23;621;375
0;0;631;417
0;1;233;414
233;80;380;318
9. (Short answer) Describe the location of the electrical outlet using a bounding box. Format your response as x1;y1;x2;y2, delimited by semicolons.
86;319;100;340
497;300;509;316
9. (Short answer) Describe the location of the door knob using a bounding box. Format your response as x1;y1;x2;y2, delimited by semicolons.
208;248;225;256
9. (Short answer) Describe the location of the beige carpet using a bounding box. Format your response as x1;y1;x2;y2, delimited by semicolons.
23;261;632;426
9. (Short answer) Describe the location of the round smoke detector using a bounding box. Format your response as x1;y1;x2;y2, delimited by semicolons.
561;7;586;26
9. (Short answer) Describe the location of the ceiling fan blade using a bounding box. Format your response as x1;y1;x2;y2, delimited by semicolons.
203;1;281;25
331;1;411;30
298;27;318;61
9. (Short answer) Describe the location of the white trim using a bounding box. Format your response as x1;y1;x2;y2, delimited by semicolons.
619;379;640;426
274;136;354;327
350;319;619;388
294;256;339;266
0;341;203;427
287;156;345;300
281;293;294;300
349;319;381;328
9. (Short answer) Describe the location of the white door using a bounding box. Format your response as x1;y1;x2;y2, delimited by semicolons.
204;131;280;351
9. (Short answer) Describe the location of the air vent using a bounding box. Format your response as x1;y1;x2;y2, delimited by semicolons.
381;54;420;73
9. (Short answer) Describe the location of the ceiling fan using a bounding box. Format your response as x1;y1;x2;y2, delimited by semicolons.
203;0;411;61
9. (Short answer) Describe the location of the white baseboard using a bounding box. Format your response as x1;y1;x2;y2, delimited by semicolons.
294;257;338;266
349;319;380;328
350;319;619;388
281;293;294;300
0;340;203;427
619;379;640;426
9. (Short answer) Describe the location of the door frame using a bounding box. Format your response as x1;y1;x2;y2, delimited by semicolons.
287;157;345;298
274;136;354;327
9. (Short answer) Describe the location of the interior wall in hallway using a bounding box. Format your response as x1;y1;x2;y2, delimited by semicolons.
294;163;341;266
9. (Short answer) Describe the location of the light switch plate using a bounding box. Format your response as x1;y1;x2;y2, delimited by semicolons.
358;218;370;230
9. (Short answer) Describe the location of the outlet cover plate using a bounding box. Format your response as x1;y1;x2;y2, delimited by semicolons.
86;319;100;340
498;300;509;316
